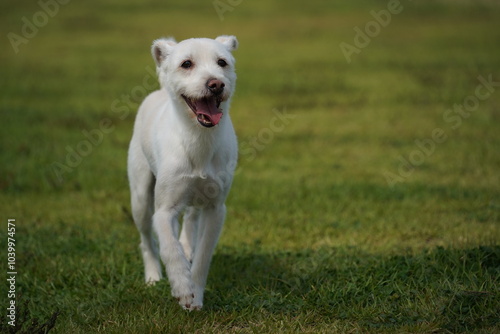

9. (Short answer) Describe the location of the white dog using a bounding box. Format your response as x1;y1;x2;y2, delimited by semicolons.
127;35;238;310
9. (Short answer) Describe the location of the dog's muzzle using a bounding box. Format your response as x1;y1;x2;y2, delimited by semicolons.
182;79;226;128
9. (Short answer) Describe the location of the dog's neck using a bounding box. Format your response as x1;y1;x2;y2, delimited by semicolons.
166;95;229;173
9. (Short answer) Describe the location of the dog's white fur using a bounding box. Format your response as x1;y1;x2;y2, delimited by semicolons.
127;36;238;310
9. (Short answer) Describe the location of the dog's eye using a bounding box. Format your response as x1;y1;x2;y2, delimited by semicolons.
181;60;193;69
217;59;227;67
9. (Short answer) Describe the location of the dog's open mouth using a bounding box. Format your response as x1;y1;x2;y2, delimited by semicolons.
182;95;223;128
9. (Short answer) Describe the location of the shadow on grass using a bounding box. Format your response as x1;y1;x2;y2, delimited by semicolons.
5;221;498;332
208;245;500;331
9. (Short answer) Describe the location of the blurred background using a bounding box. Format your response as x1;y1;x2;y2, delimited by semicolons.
2;0;499;193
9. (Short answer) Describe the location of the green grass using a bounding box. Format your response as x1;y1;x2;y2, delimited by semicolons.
1;0;500;333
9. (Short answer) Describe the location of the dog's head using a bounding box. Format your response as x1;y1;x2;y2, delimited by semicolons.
152;35;238;128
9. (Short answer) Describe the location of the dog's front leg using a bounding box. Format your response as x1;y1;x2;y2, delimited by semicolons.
153;209;195;310
190;204;226;309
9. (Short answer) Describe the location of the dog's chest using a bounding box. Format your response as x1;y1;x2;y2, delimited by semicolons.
186;171;225;207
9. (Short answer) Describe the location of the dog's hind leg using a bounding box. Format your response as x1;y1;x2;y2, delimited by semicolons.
179;207;201;263
129;148;163;284
189;204;226;309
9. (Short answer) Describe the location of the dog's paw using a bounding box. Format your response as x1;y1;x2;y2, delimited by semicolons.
145;275;161;286
171;277;196;310
189;295;203;311
144;261;163;285
173;288;204;311
146;280;156;287
176;294;202;311
189;303;202;311
175;293;202;311
144;271;162;285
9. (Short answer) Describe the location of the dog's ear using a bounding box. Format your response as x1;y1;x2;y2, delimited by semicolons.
151;37;177;67
215;35;238;52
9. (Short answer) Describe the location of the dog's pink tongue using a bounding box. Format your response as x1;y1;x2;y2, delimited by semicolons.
194;98;223;125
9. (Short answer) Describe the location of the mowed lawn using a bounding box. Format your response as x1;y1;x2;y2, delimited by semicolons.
1;0;499;333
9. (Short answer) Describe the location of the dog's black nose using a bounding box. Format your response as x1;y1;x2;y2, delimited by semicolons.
207;79;225;95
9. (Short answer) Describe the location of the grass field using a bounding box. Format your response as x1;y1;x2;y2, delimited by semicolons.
1;0;500;333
